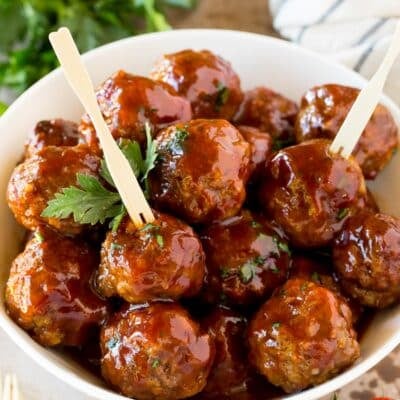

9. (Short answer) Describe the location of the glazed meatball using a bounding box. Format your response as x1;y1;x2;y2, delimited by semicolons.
5;231;108;347
95;211;206;303
259;139;367;248
201;210;291;305
234;87;299;145
333;212;400;308
248;278;360;393
148;119;251;224
200;306;251;397
100;302;214;400
24;119;80;158
7;145;100;235
236;125;273;182
295;84;399;179
150;49;243;120
80;71;192;152
290;255;363;323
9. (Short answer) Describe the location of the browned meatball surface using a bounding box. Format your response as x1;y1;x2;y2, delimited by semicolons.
7;145;100;235
95;211;206;303
333;212;400;308
290;255;363;323
236;125;273;182
234;87;299;145
5;230;108;347
248;278;360;393
24;119;80;159
150;49;243;120
80;71;192;152
201;210;291;305
259;139;367;248
295;84;399;179
200;306;251;397
100;302;214;400
148;119;250;224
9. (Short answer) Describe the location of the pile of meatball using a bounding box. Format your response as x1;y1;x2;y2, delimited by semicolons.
5;49;400;400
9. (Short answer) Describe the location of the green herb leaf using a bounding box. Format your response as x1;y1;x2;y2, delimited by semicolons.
272;322;280;330
0;0;195;94
42;173;122;226
140;223;158;232
337;207;349;220
101;139;144;187
110;242;123;252
239;261;256;284
0;101;8;116
151;358;161;368
34;231;44;243
155;234;164;248
273;236;291;256
311;271;321;283
215;81;230;111
250;221;262;229
142;122;158;181
220;267;231;279
166;126;189;155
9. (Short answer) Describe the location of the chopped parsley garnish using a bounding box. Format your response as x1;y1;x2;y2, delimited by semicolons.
220;267;232;279
166;126;189;155
272;322;281;330
156;234;164;248
215;81;230;111
34;231;44;243
269;263;280;274
239;256;265;284
337;207;349;220
250;221;262;229
42;123;157;232
140;223;158;232
311;271;321;283
300;282;309;292
110;243;123;252
151;358;161;368
273;236;291;255
272;137;295;151
239;262;255;284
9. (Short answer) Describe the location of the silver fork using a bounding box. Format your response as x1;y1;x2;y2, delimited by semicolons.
0;373;21;400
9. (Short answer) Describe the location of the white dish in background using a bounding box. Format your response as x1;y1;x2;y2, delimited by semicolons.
0;29;399;400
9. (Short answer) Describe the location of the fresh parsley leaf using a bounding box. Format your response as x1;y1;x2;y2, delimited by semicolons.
337;207;349;220
34;231;44;243
215;81;230;111
273;236;291;255
250;220;262;229
140;223;158;232
239;260;256;284
110;242;123;252
110;204;127;232
0;101;8;116
272;137;295;151
155;234;164;248
272;322;280;330
151;358;161;368
0;0;196;94
101;139;143;187
166;126;189;155
142;122;158;181
42;173;122;226
311;271;321;283
220;267;232;279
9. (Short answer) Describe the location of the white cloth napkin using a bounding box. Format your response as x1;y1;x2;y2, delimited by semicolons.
269;0;400;104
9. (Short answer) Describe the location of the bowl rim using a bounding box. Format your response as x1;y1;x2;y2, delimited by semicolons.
1;28;400;400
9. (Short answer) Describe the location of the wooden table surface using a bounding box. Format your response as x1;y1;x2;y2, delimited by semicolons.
1;1;400;400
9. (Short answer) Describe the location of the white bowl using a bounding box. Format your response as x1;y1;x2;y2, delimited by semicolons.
1;29;400;400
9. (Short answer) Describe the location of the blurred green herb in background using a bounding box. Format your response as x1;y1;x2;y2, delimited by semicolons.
0;0;196;103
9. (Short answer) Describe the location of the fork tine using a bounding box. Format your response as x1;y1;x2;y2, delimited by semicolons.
11;374;19;400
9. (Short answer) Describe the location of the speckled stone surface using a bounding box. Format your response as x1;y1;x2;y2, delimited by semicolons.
0;1;399;399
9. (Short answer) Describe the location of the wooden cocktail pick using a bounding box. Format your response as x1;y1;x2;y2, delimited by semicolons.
330;22;400;158
49;27;154;228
